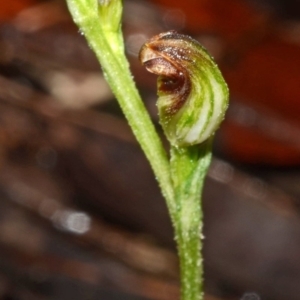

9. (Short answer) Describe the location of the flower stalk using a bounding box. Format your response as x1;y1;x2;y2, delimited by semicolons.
170;141;212;299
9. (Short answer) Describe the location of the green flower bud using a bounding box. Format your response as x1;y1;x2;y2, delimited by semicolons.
66;0;123;53
98;0;122;34
139;31;229;147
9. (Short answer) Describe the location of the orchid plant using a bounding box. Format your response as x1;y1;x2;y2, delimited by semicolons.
66;0;229;299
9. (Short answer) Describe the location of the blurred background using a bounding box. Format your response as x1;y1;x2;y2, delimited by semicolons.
0;0;300;299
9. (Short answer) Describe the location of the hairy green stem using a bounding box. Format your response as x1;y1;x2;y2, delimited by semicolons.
171;140;212;300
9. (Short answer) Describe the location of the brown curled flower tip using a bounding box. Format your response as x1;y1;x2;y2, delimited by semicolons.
139;31;229;147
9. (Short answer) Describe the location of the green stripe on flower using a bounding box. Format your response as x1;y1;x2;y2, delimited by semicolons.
139;31;229;147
